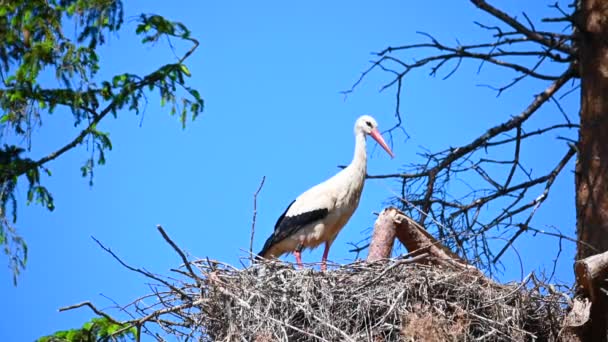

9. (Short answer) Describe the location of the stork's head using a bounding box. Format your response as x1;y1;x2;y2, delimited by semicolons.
355;115;394;158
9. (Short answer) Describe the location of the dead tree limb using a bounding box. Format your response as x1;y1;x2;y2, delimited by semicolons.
367;207;398;261
560;249;608;341
575;250;608;300
367;206;485;278
573;250;608;341
394;210;479;274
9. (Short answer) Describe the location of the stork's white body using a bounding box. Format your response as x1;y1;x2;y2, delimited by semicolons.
258;115;393;270
264;132;368;258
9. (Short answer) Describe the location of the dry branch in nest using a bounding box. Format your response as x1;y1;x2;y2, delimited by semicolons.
367;207;483;276
67;225;570;341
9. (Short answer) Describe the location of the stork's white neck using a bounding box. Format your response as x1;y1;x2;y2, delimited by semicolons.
348;131;367;175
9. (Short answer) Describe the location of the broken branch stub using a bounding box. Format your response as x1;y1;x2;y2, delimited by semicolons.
367;207;399;262
575;249;608;300
367;207;479;274
571;249;608;342
560;297;591;342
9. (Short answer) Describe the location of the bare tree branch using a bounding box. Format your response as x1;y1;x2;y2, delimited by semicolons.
91;236;191;301
470;0;573;54
156;225;202;287
344;0;578;272
492;144;577;262
59;301;123;325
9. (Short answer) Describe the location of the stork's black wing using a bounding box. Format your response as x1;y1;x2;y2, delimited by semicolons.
257;200;329;258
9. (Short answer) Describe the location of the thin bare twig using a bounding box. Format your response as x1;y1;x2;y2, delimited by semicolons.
91;236;191;301
156;225;201;287
250;176;266;261
59;301;122;325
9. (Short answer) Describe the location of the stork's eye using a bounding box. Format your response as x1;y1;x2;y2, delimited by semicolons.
365;121;373;128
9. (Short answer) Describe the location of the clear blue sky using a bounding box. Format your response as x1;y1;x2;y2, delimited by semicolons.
1;1;578;341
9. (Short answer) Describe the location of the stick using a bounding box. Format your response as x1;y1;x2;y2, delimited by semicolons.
157;225;201;287
250;176;266;262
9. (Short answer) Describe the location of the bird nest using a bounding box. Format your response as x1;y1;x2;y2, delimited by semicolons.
199;260;566;341
85;256;568;341
77;230;569;341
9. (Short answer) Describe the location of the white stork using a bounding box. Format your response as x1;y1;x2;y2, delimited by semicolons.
257;115;394;271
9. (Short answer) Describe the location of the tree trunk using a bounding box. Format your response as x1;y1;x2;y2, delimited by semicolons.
576;0;608;340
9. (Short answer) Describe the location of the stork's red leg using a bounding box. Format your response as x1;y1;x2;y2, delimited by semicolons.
294;250;303;268
321;243;330;271
294;244;304;269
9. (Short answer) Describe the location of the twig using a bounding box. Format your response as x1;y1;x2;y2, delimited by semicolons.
355;253;429;292
492;144;576;263
156;225;201;287
470;0;572;54
91;236;191;301
250;176;266;261
59;301;123;325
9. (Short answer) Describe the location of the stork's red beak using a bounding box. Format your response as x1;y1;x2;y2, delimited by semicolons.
370;128;394;158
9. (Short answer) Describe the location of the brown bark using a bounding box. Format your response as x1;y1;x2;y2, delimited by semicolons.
563;250;608;341
575;1;608;340
368;207;482;276
576;0;608;262
562;298;592;342
367;207;398;262
576;250;608;301
393;210;468;267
